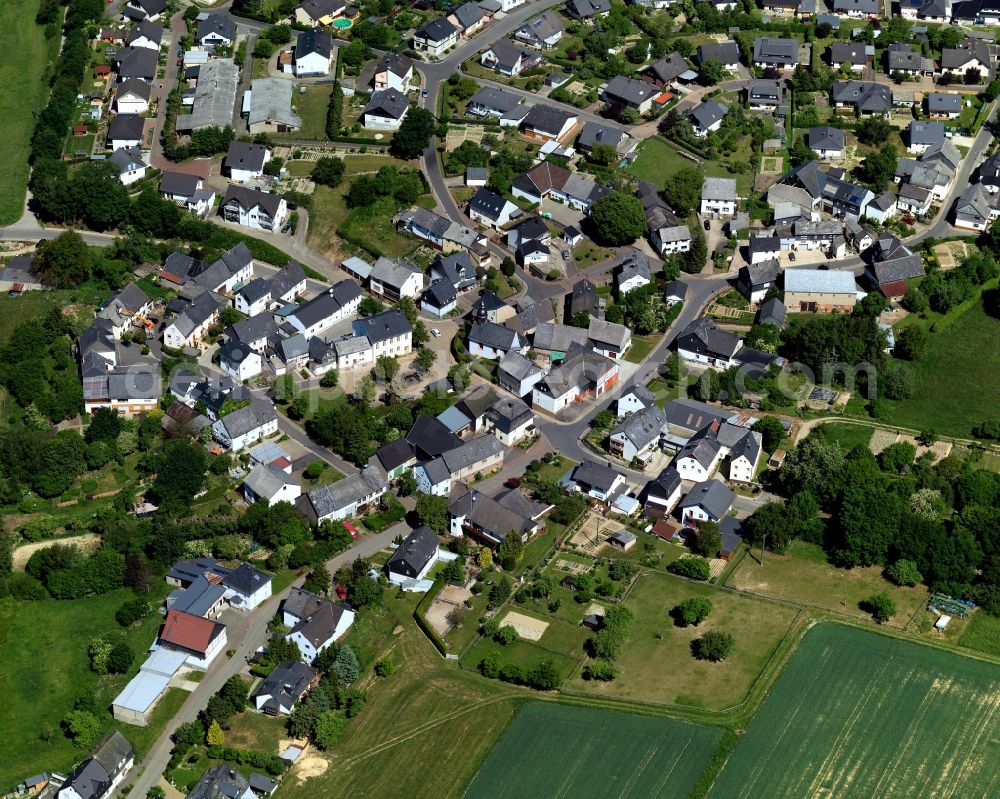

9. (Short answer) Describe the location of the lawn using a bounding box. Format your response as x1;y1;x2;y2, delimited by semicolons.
628;136;752;195
882;299;1000;436
0;286;108;343
569;572;800;710
624;334;659;365
0;0;57;224
306;183;350;253
287;84;332;141
224;710;287;754
337;196;422;259
464;703;721;799
726;540;928;629
0;586;171;788
959;609;1000;658
710;623;1000;798
810;421;874;452
291;613;523;798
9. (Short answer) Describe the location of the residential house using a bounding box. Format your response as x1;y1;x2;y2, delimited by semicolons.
98;282;153;339
295;0;346;26
577;121;630;154
294;29;334;76
588;317;631;360
116;47;158;83
679;479;735;523
567;460;628;503
57;733;135;799
610;405;665;464
234;278;272;317
887;44;935;77
243;462;301;508
863;235;925;297
696;40;741;71
283;590;355;664
602;75;659;116
675;317;743;368
430;250;478;292
375;439;417;481
448;484;543;547
641;52;691;87
519;105;578;143
107;113;144;150
468;86;523;118
908;120;945;154
701;176;738;217
689;99;727;138
896;183;932;217
511;161;609;210
124;0;165;21
158;609;227;668
212;400;279;451
665;279;688;308
747;79;788;114
832;81;892;116
373;53;414;91
222;563;272;611
615;383;656;417
369;257;422;300
566;0;611;20
162;291;224;348
752;37;799;70
514;12;564;49
160;171;202;204
532;322;590;361
196;14;235;47
566;278;599;319
978;152;1000;192
614;250;652;295
468;319;523;358
362;88;410;130
352;309;413;358
758;297;787;328
107;147;147;186
531;345;619;413
806;125;845;159
252;662;317;716
448;2;487;36
414;435;505;493
643;466;683;516
486;395;535;445
386;527;440;585
829;41;868;72
115;78;152;114
479;40;534;76
219;338;263;382
940;42;990;78
472;291;514;323
468;187;519;228
784;268;858;312
220;186;288;232
674;430;725;481
748;235;781;265
737;259;781;304
185;766;256;799
413;17;459;58
296;464;388;523
954;183;1000;231
927;92;963;119
225;142;271;182
498;350;544;397
833;0;878;15
421;280;458;318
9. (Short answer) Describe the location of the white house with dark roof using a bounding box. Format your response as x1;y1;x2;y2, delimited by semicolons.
374;53;414;91
109;147;147;186
519;105;577;143
697;40;740;70
602;75;659;115
369;257;423;300
448;1;487;36
115;78;152;114
675;317;743;368
212;400;279;451
57;733;135;799
680;479;735;523
926;92;962;119
689;100;727;138
468;319;523;359
497;351;544;397
225;142;271;182
294;28;334;76
196;14;235;47
567;460;627;503
353;309;413;359
295;0;346;26
806;126;844;160
219;338;263;382
480;41;535;77
286;280;363;338
610;405;665;464
296;465;388;523
282;590;355;664
386;526;440;586
220;186;287;232
468;187;518;228
244;463;302;507
252;661;316;716
413;16;459;58
108;113;145;150
829;41;868;72
363;88;410;129
752;37;799;70
514;11;564;49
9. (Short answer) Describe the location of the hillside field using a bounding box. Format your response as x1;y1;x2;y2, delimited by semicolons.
464;702;721;799
709;623;1000;798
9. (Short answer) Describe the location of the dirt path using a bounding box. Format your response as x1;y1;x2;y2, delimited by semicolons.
11;533;101;571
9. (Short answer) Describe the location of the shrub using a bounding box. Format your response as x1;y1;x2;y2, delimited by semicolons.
886;559;923;587
863;591;896;623
693;630;734;662
674;596;713;627
668;557;711;581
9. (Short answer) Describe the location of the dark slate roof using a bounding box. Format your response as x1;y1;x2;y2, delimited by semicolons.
117;47;158;79
758;297;787;327
222;185;284;217
571;461;623;493
680;479;735;518
643;51;690;84
223;563;271;596
676;317;741;359
226;141;269;173
386;526;439;576
927;92;962;114
160;170;201;196
251;660;316;711
424;279;457;309
238;277;271;305
645;466;682;502
108;113;145;140
697;40;740;65
830;41;867;65
806;125;844;152
364;87;410;120
416;16;458;42
127;20;163;46
753;37;798;63
689;99;728;130
354;308;411;344
296;28;333;58
832;81;891;113
197;13;236;42
187;765;252;799
406;413;463;459
229;313;279;344
521;104;576;136
468;187;511;221
469;319;517;350
376;438;415;471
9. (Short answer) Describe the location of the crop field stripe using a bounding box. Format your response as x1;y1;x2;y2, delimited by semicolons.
709;624;1000;799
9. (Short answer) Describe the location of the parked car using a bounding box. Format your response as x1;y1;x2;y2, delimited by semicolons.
422;89;428;98
344;522;359;539
788;252;796;262
430;328;441;338
562;250;571;261
703;219;711;230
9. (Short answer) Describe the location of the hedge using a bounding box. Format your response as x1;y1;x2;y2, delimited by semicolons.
414;577;448;656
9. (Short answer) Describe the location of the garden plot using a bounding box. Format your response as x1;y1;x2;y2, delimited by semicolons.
569;512;626;551
444;125;486;150
933;240;977;270
553;558;590;575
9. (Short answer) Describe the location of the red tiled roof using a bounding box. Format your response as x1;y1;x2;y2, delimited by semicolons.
652;518;680;541
879;279;909;297
160;609;223;654
272;456;292;471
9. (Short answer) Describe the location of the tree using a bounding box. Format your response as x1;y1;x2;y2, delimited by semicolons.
206;719;226;746
689;521;722;558
886;558;923;587
663;166;704;214
415;347;436;370
693;630;734;661
314;711;348;749
374;355;400;384
835;482;903;567
895;326;926;361
879;441;916;473
675;597;712;627
699;58;726;86
901;286;928;313
751;417;785;452
965;67;982;85
744;501;799;554
320;370;339;388
497;532;524;570
789;134;818;168
304;563;331;595
107;641;134;674
32;231;93;288
149;440;207;506
864;591;896;623
881;360;912;400
333;644;360;685
312;156;346;187
414;493;449;533
588;191;646;246
668;557;711;580
174;720;205;746
589;142;618;166
442;558;466;585
63;710;100;748
858;143;898;192
87;407;122;443
856;116;892;146
391;108;436;159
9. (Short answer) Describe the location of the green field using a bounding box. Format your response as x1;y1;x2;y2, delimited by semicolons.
627;136;752;195
883;300;1000;436
959;609;1000;658
465;702;721;799
0;0;56;224
570;573;800;710
0;586;171;788
810;421;874;452
710;624;1000;798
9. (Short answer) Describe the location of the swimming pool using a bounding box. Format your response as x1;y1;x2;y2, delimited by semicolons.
332;17;352;29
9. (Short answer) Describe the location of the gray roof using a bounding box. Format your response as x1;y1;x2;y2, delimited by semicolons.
646;466;682;502
63;733;134;799
441;434;504;473
354;308;411;343
739;258;781;289
223;562;272;596
752;37;799;64
407;413;463;458
298;0;345;21
833;0;878;10
469;319;517;350
108;113;145;140
108;143;145;172
832;81;891;113
758;297;787;327
676;317;741;360
424;279;457;309
663;397;733;434
376;52;413;79
567;0;611;16
238;277;271;305
887;46;930;73
118;76;153;101
612;405;665;451
469;86;522;114
643;52;690;84
289;280;361;329
521;104;576;136
571;460;623;493
302;464;386;518
604;75;660;106
806;125;844;152
516;11;564;44
267;261;306;300
784;268;856;294
449;485;537;542
226;141;270;173
689;99;728;130
375;438;415;471
927;92;962;114
252;660;316;712
679;479;735;518
197;13;235;42
587;317;630;350
697;40;740;65
244;462;298;499
249;78;302;129
468;187;513;221
830;41;867;65
498;350;542;383
748;78;785;103
909;120;945;147
219;399;278;439
615;249;651;287
117;47;158;79
419;456;451;486
453;1;485;28
532;322;589;352
176;58;239;131
171;574;227;616
371;256;420;291
229;313;279;345
160;170;200;196
187;765;254;799
702;176;737;201
416;16;458;42
386;526;439;576
364;87;410;120
577;121;627;150
222;185;284;218
296;28;333;58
